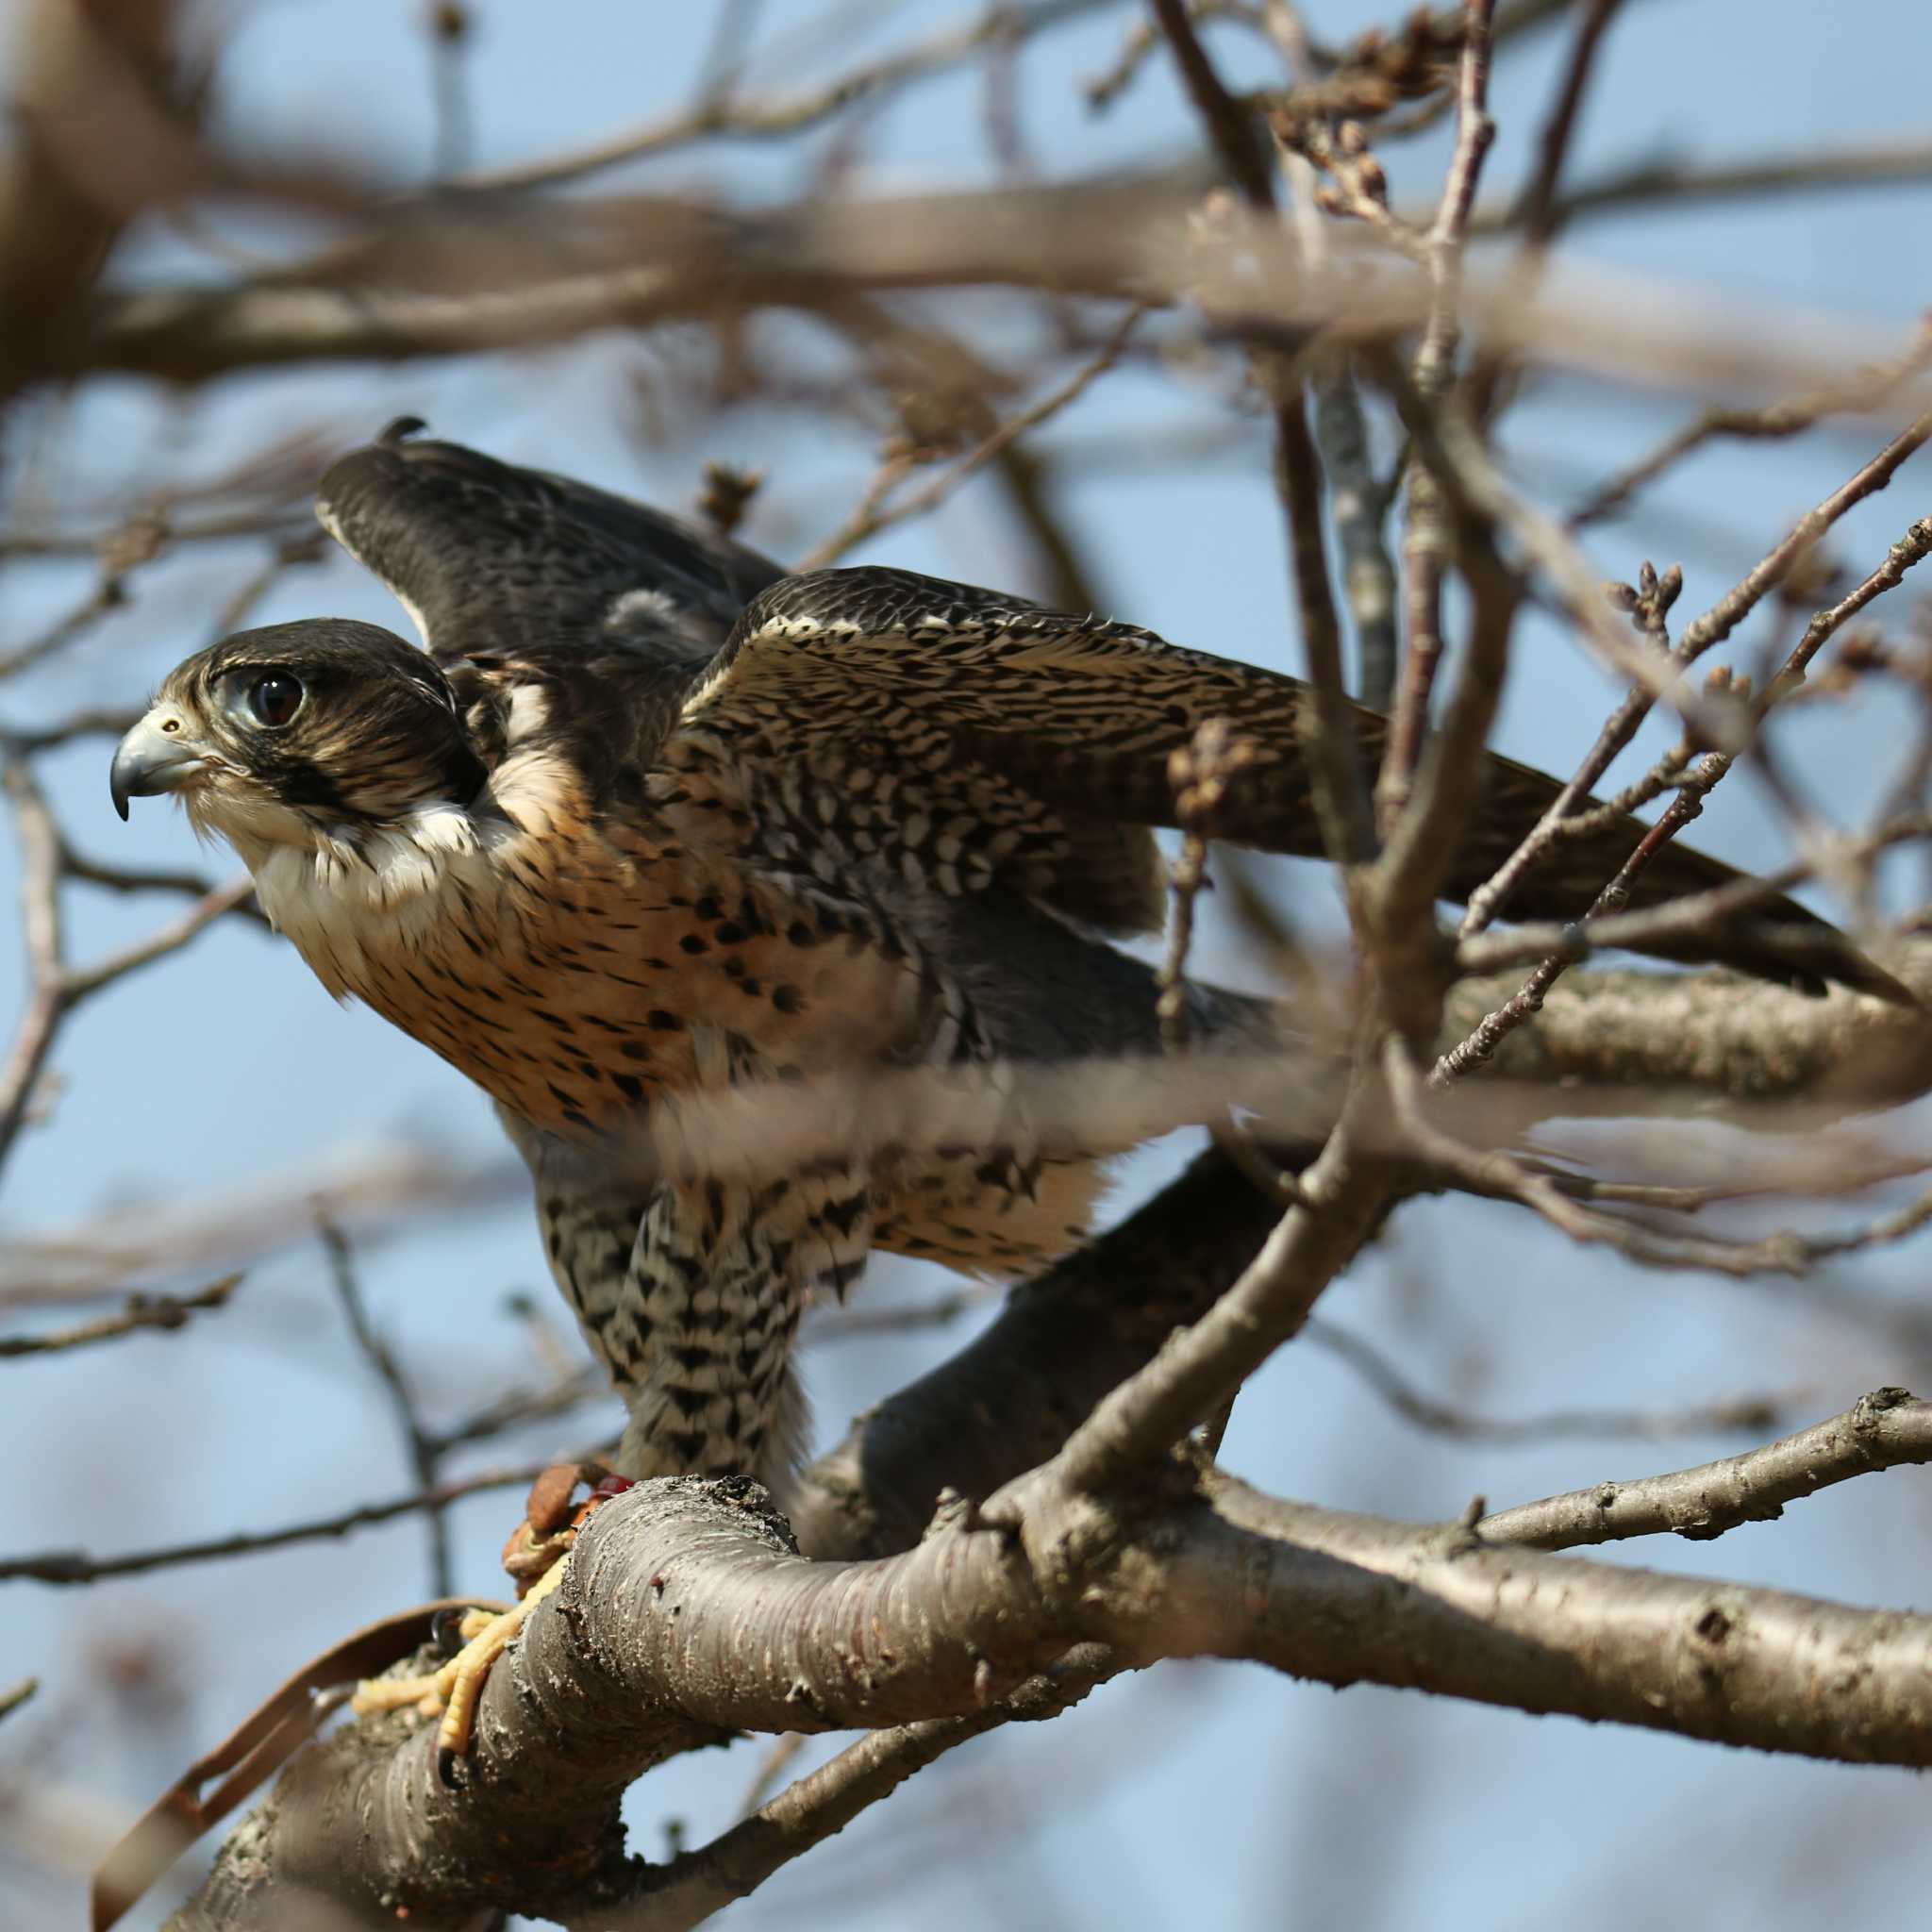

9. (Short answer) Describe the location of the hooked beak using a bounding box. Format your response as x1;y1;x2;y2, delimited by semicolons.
110;708;208;821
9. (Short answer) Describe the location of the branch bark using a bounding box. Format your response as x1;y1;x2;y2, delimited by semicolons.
173;1389;1932;1926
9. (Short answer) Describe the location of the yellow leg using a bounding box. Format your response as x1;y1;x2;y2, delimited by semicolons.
350;1609;495;1716
351;1571;570;1784
433;1562;571;1778
350;1463;623;1784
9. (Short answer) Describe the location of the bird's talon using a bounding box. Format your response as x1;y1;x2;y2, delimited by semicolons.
429;1606;471;1657
354;1473;616;1774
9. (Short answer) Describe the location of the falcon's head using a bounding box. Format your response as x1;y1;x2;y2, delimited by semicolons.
111;620;491;853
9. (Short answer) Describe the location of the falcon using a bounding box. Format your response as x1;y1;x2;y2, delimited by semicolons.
111;423;1897;1754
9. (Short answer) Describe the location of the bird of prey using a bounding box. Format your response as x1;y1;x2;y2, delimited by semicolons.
111;423;1896;1749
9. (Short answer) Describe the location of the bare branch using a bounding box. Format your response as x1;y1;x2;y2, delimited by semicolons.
619;1648;1114;1932
1433;750;1733;1083
1490;134;1932;234
1050;1125;1389;1494
1379;0;1499;835
1303;1313;1795;1445
174;1405;1932;1924
0;571;127;683
796;305;1146;569
0;1274;240;1359
0;1463;550;1585
1;1144;511;1307
1459;408;1932;937
1507;0;1626;247
321;1222;452;1597
1570;319;1932;529
1480;1388;1932;1549
1151;0;1370;870
449;0;1130;195
1769;513;1932;698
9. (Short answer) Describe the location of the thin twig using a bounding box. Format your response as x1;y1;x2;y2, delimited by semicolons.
451;0;1128;195
1367;374;1524;1042
1052;1123;1391;1495
1449;807;1931;974
0;1274;241;1358
1768;514;1932;700
0;1463;551;1584
1152;0;1370;871
1158;720;1306;1368
633;1648;1114;1929
1507;0;1626;247
1394;1037;1932;1279
0;574;127;683
0;707;142;753
201;530;329;644
59;847;274;925
1378;0;1498;832
1458;410;1932;938
1304;1313;1795;1444
2;1145;511;1307
1260;12;1404;707
0;735;261;1183
1433;751;1732;1083
1571;321;1932;529
425;1;475;182
1479;135;1932;236
321;1220;452;1596
0;508;308;560
62;875;257;1001
1088;0;1268;111
796;306;1146;570
1478;1389;1932;1549
1315;369;1401;708
425;1363;608;1455
734;1732;808;1821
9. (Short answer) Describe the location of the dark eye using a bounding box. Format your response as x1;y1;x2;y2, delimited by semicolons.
248;673;303;727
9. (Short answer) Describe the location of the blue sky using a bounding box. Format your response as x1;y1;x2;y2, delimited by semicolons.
5;2;1932;1925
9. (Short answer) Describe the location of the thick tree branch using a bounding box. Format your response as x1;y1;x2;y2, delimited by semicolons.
175;1391;1932;1924
1128;1468;1932;1763
790;1145;1290;1559
1441;948;1932;1112
606;1647;1115;1932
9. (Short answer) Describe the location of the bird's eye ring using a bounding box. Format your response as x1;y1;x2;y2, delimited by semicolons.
248;673;304;728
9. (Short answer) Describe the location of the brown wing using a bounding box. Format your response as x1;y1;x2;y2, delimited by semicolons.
671;565;1907;1000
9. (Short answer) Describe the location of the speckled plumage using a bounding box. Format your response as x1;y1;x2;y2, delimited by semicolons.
115;422;1895;1487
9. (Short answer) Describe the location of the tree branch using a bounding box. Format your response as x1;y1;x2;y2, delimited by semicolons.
1479;1387;1932;1549
174;1395;1932;1924
0;1273;239;1358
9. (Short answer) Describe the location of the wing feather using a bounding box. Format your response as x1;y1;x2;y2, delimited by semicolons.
314;420;785;674
304;442;1902;1000
672;566;1907;998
